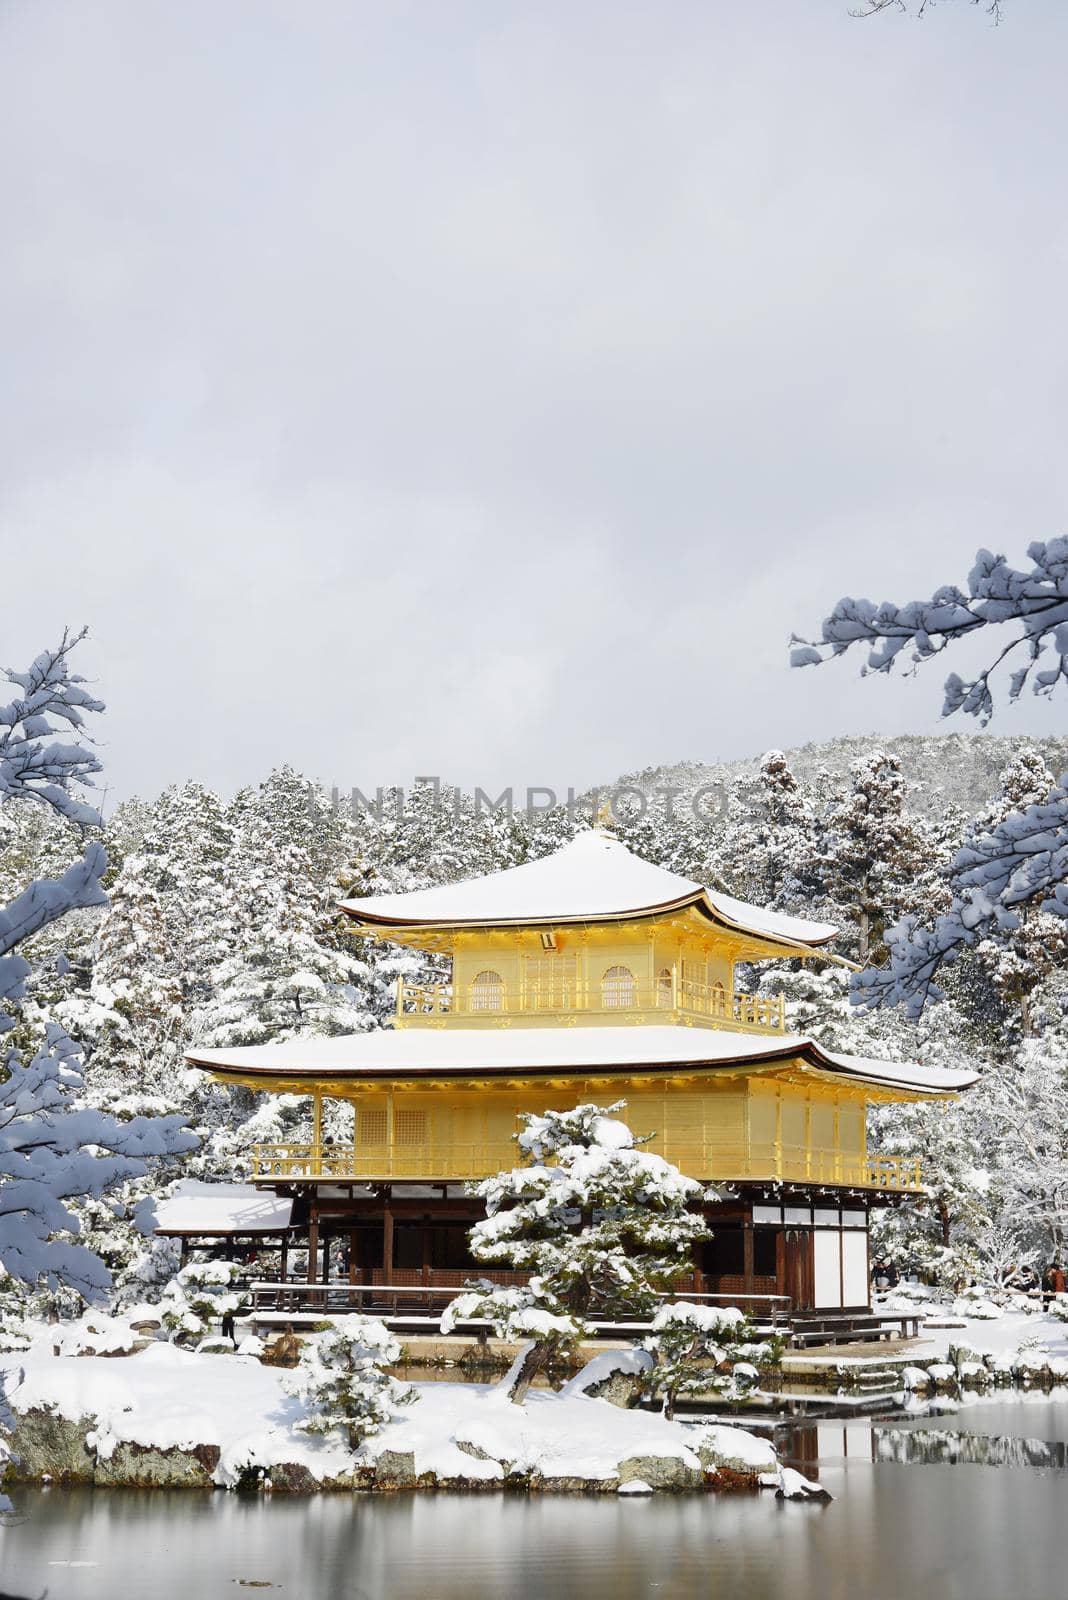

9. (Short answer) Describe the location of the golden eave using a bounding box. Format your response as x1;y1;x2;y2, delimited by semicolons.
189;1051;954;1104
340;897;855;966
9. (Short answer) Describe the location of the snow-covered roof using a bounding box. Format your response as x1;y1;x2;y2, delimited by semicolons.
154;1181;294;1236
339;832;838;949
186;1025;976;1097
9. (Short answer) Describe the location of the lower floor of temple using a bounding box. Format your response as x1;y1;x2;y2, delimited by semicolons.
176;1183;885;1316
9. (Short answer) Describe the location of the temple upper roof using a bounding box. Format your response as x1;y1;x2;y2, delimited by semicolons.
339;831;838;950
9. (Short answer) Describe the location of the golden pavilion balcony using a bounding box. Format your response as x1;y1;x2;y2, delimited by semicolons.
394;978;787;1035
250;1140;923;1192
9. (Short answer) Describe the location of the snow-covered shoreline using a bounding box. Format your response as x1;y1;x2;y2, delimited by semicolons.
0;1343;782;1497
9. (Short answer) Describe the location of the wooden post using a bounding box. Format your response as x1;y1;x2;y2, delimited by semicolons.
382;1200;394;1286
280;1237;288;1284
743;1219;755;1306
421;1216;431;1290
307;1203;320;1285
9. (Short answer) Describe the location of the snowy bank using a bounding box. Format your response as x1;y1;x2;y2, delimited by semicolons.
0;1344;778;1496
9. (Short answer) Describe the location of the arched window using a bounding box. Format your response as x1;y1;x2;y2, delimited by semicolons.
657;967;673;1006
601;964;636;1009
470;969;504;1012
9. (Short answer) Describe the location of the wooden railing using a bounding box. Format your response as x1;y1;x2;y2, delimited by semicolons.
251;1141;924;1192
245;1279;794;1330
396;979;786;1034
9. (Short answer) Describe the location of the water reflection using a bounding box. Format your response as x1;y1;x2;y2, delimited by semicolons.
874;1427;1068;1469
3;1397;1068;1600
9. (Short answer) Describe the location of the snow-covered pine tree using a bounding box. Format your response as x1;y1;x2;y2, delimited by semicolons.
441;1102;710;1402
159;1258;246;1345
642;1301;777;1419
285;1315;413;1449
818;750;941;965
87;852;185;1107
868;1093;992;1290
722;751;823;912
192;803;373;1049
793;544;1068;1013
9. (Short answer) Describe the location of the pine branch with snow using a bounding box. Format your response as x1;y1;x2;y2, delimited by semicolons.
0;1024;196;1299
792;543;1068;726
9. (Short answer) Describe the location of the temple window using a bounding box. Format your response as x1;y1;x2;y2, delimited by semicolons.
359;1107;388;1146
657;967;673;1006
395;1109;428;1146
470;969;504;1012
601;964;636;1008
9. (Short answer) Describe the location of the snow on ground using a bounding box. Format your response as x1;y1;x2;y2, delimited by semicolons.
877;1298;1068;1366
362;1380;775;1481
0;1343;776;1490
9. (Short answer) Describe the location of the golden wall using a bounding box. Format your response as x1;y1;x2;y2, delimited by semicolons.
254;1070;878;1187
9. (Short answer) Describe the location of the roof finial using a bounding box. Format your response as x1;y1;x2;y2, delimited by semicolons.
594;795;615;834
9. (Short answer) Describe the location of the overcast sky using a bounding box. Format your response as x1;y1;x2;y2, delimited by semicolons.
4;0;1068;809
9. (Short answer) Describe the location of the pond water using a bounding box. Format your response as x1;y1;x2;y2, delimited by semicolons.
4;1394;1067;1600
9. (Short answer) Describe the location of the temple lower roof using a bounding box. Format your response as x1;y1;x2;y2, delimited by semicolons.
186;1024;976;1097
153;1180;294;1236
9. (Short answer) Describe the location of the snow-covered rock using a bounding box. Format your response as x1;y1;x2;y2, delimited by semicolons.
776;1465;831;1501
558;1348;653;1407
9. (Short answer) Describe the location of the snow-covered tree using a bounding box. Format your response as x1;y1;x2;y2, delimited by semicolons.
441;1102;710;1402
818;751;940;964
285;1315;412;1449
641;1301;777;1420
964;752;1068;1037
0;634;195;1301
869;1095;993;1290
88;852;185;1102
192;804;373;1049
724;751;823;912
160;1258;245;1344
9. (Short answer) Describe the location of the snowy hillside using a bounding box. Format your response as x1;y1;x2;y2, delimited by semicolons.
609;732;1068;822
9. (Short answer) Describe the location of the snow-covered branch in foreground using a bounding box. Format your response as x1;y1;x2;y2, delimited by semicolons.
0;628;104;825
851;772;1068;1015
0;631;109;1030
794;548;1068;1013
0;844;109;1024
0;1018;196;1300
441;1103;710;1402
792;543;1068;727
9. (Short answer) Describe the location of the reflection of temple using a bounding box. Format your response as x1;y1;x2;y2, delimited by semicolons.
185;832;975;1320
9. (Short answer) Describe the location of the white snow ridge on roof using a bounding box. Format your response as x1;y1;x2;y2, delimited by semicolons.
340;831;837;946
154;1181;293;1236
185;1025;977;1096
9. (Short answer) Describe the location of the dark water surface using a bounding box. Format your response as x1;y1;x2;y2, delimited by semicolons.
3;1397;1066;1600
